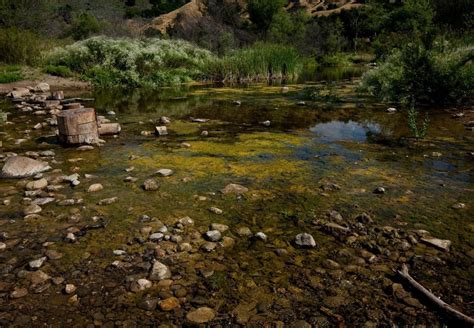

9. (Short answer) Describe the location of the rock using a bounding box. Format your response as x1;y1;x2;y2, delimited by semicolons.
297;101;306;106
451;203;466;209
107;111;116;116
97;197;118;205
23;204;42;216
281;86;290;93
64;284;77;294
98;123;121;135
221;183;248;195
201;131;209;136
295;233;316;248
233;100;241;106
26;178;48;190
201;242;217;252
45;250;63;260
77;145;94;151
236;227;252;237
131;279;152;292
323;259;340;270
186;307;215;324
386;107;397;113
254;232;267;241
0;242;6;251
155;126;168;136
138;298;158;311
261;120;271;127
149;261;172;281
320;182;341;191
87;183;103;193
28;270;50;285
159;297;180;311
113;250;126;256
65;233;76;242
160;116;171;124
156;169;173;177
178;216;194;226
31;197;55;206
210;223;228;232
143;179;159;191
204;230;222;242
178;243;192;252
8;87;31;98
209;207;223;215
149;233;164;242
10;287;28;299
35;83;50;93
356;213;373;224
1;156;51;178
421;237;451;251
373;187;386;194
29;257;47;270
51;91;64;100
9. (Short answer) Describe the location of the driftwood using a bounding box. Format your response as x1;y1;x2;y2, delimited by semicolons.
98;122;121;135
398;264;474;326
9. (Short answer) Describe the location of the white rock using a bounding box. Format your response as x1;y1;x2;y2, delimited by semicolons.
1;156;51;178
29;256;47;269
156;169;174;177
149;261;172;281
87;183;103;193
295;233;316;248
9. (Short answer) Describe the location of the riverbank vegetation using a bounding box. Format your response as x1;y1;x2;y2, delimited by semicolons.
0;0;472;103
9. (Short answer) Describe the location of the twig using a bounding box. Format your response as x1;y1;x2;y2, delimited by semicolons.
397;264;474;326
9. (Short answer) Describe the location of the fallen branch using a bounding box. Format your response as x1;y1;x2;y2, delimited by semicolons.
398;264;474;326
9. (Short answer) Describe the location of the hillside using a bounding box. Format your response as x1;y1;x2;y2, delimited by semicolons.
144;0;360;39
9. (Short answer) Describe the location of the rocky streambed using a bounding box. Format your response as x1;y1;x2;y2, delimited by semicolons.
0;82;472;327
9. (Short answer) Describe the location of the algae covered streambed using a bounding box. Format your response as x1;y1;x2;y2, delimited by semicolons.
0;78;473;327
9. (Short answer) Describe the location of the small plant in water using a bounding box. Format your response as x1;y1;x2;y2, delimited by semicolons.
407;105;429;139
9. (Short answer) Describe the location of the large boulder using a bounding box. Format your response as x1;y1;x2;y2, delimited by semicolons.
7;87;31;98
1;156;51;178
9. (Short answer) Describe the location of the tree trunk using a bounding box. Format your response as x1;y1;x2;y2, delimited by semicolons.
57;108;99;145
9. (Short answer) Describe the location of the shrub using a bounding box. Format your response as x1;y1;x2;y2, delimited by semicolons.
247;0;287;31
360;41;474;105
68;12;101;41
43;65;73;77
46;36;216;88
203;42;302;82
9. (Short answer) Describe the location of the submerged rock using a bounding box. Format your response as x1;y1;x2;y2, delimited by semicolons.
87;183;103;193
186;307;215;324
204;230;222;242
295;233;316;248
1;156;51;178
221;183;248;195
155;169;173;177
143;179;159;191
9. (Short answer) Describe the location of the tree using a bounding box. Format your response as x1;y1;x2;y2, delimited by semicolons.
268;10;310;46
69;12;101;40
247;0;287;32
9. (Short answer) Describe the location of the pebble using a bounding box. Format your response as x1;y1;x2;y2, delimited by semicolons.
209;207;223;215
113;250;126;256
28;256;47;270
295;233;316;248
159;297;180;311
0;242;6;251
143;179;159;191
45;250;63;260
138;298;158;311
149;261;172;281
451;203;466;209
421;237;452;251
186;307;215;324
149;233;164;241
386;107;397;113
23;204;42;216
87;183;103;192
204;230;222;242
26;178;48;190
373;187;386;194
64;284;77;294
155;169;173;177
236;227;252;237
254;232;267;241
221;183;248;195
210;223;228;232
10;287;28;299
201;242;217;252
97;197;118;205
131;279;152;292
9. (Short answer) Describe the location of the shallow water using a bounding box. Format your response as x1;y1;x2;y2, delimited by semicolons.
0;77;473;327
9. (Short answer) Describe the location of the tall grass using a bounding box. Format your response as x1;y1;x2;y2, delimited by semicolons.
0;65;23;84
46;36;216;88
0;28;54;66
203;43;302;82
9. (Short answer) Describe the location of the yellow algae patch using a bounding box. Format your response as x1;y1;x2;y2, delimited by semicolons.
168;120;202;135
230;158;307;180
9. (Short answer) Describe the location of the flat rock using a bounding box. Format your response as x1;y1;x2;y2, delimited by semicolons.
143;179;159;191
87;183;103;193
421;237;451;251
156;169;173;177
1;156;51;178
186;307;215;324
159;297;180;311
97;197;118;205
26;178;48;190
204;230;222;242
23;204;42;216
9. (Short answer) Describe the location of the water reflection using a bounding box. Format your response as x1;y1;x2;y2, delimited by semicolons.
310;120;381;142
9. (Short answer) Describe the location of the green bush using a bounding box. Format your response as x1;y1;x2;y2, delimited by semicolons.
203;42;302;82
360;41;474;105
0;28;47;66
0;65;23;83
69;12;101;41
43;65;73;77
46;36;216;88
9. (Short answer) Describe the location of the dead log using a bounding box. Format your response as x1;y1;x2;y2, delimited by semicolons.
98;123;121;135
57;108;99;145
398;264;474;326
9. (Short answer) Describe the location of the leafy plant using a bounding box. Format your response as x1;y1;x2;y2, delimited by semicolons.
0;28;50;66
68;12;101;41
43;65;73;77
0;65;23;83
407;106;429;139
